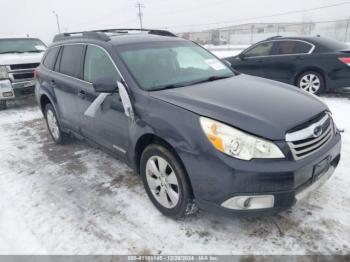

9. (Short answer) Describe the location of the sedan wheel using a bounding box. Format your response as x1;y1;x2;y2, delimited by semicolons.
145;156;180;208
298;72;324;95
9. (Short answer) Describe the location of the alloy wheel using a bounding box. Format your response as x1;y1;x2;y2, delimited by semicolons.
145;156;180;209
299;73;321;94
46;109;60;140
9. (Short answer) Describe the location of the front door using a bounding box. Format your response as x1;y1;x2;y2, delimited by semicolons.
76;45;130;156
231;41;274;78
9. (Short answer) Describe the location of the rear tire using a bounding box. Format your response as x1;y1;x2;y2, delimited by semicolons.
297;71;325;95
140;144;197;219
44;103;67;144
0;100;7;110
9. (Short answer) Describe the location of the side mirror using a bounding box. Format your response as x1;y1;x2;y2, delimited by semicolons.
92;77;118;93
238;53;246;61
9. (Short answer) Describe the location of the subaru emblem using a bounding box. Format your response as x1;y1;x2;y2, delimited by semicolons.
313;126;323;137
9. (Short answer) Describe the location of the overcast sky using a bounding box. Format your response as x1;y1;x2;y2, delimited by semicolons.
1;0;349;43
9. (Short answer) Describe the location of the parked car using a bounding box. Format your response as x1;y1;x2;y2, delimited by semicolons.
225;36;350;95
35;29;341;218
0;36;46;110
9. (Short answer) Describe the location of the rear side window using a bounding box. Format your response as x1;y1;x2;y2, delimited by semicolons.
244;42;273;58
83;45;119;83
59;45;84;78
273;41;313;55
43;47;59;70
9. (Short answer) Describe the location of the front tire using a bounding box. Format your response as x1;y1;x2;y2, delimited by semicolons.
140;144;197;219
297;71;325;95
44;103;67;144
0;100;7;110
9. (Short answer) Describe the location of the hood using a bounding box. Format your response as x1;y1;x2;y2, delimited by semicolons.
150;74;328;140
0;52;44;65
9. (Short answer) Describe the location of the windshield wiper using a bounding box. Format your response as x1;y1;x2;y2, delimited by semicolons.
24;50;44;53
152;83;185;91
0;51;24;54
151;75;233;91
191;75;233;85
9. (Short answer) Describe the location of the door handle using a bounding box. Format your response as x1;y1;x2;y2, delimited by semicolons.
78;90;86;99
258;59;264;62
50;79;56;87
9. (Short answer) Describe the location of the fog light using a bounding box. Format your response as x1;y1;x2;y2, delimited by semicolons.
221;195;274;210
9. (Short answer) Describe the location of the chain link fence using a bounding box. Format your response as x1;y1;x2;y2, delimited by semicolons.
179;19;350;45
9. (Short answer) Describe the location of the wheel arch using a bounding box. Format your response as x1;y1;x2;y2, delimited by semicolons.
39;93;65;130
294;67;327;90
133;133;194;195
39;94;52;113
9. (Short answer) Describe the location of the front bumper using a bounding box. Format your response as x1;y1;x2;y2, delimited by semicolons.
183;133;341;216
0;79;35;100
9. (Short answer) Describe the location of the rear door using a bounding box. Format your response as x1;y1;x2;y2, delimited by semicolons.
76;44;130;156
37;45;60;102
263;40;314;84
52;44;85;130
230;41;273;77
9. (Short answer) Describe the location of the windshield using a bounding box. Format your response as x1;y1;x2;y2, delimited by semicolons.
118;41;234;91
0;38;46;54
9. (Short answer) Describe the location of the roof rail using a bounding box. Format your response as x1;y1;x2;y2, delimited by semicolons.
53;31;110;42
265;35;283;40
92;28;177;37
52;28;177;42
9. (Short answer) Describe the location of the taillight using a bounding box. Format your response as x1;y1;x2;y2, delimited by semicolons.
33;68;38;78
338;57;350;66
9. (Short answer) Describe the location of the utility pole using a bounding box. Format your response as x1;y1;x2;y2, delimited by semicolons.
52;11;61;33
136;3;145;30
345;16;350;43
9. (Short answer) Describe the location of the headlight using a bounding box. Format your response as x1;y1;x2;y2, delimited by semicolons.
200;117;285;160
0;66;9;79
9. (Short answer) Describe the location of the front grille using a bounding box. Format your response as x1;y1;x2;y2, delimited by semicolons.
10;63;39;70
286;113;334;160
6;63;38;83
13;72;34;80
13;86;35;96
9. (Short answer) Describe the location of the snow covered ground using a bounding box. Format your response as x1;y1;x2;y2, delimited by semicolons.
206;45;246;58
0;95;349;255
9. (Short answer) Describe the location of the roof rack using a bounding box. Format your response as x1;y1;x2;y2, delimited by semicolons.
53;28;177;42
265;35;283;40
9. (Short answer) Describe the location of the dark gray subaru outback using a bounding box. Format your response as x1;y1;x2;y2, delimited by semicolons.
35;29;341;218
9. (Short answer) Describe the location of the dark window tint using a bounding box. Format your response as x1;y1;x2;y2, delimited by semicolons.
59;45;84;78
43;47;59;70
273;41;312;55
244;42;273;57
54;47;62;72
83;45;119;83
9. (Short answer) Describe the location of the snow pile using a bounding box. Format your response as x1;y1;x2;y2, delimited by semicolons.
0;97;349;255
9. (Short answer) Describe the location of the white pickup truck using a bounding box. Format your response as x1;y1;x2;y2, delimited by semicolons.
0;37;46;110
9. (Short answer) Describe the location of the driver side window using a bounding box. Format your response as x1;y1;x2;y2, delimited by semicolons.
244;42;273;58
83;45;119;83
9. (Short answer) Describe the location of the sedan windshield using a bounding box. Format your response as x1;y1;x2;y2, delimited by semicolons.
0;38;46;54
118;41;234;91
